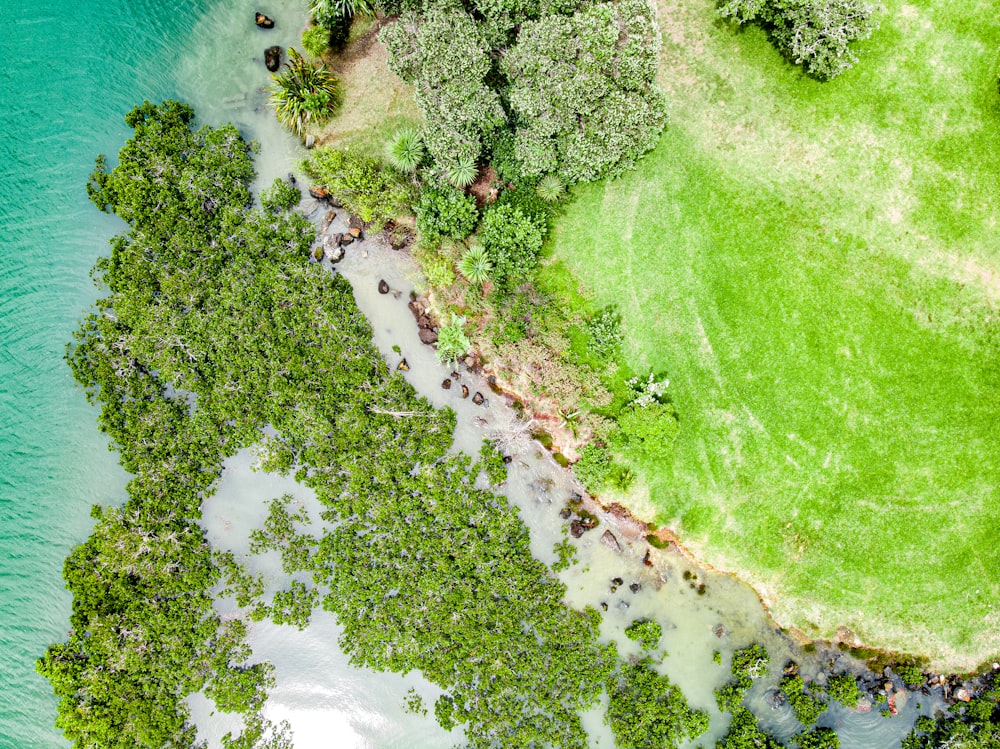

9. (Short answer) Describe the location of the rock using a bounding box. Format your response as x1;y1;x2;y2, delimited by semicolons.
600;602;608;611
255;12;275;28
893;690;907;711
264;45;283;72
417;315;432;329
451;371;460;380
713;624;726;638
320;210;336;232
612;577;624;586
312;246;324;261
601;530;622;553
461;385;469;399
361;250;368;258
784;661;799;676
629;582;641;593
441;378;452;390
570;492;583;504
348;226;362;239
472;391;485;405
408;300;423;318
570;519;586;538
955;688;972;702
309;185;329;201
339;233;355;246
643;550;653;566
503;455;513;464
378;279;390;295
287;172;297;185
884;681;893;693
397;358;409;372
617;600;630;611
559;506;572;520
418;328;438;344
610;585;618;593
304;134;316;149
322;235;344;262
765;689;787;710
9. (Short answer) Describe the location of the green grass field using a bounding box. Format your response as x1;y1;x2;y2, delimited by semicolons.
549;0;1000;668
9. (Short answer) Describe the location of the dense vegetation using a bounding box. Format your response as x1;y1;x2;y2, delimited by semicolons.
41;100;709;749
902;678;1000;749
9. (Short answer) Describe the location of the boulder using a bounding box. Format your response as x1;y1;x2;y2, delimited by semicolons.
472;391;485;406
600;530;622;553
322;235;343;262
320;210;336;232
569;519;587;538
348;226;362;238
339;233;355;246
264;45;282;72
255;12;275;29
418;328;438;344
441;378;452;390
461;385;469;399
378;279;390;295
417;315;432;329
309;185;330;201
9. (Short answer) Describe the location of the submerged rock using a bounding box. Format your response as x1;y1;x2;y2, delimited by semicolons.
472;391;485;406
397;358;409;371
461;385;469;399
765;689;787;710
601;530;622;553
255;12;275;29
264;45;282;72
378;279;389;295
441;378;452;390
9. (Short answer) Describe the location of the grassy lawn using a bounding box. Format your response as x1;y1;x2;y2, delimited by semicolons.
548;0;1000;669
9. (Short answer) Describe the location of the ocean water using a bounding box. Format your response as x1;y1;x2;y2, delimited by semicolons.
0;1;301;745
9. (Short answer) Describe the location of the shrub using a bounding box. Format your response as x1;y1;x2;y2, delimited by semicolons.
478;439;508;485
719;0;879;80
586;306;623;360
302;25;332;57
625;619;663;650
478;203;545;291
436;316;471;364
617;401;679;457
386;128;425;173
444;156;479;188
260;177;301;213
573;444;613;491
795;727;840;749
780;674;827;727
301;147;411;226
420;253;456;289
894;663;924;688
270;49;343;137
415;185;478;241
311;0;374;21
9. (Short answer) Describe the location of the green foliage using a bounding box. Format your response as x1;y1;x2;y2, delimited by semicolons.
625;619;663;650
717;707;784;749
502;0;668;183
302;146;411;226
403;688;427;716
826;673;861;708
260;177;301;213
551;537;577;573
268;581;319;630
605;659;710;749
573;443;613;492
902;683;1000;749
895;663;925;688
459;243;493;285
386;127;425;173
435;316;471;364
302;25;332;58
270;48;343;137
478;439;508;485
716;644;770;713
616;401;680;457
420;253;456;289
536;173;565;202
415;184;478;241
794;727;840;749
380;3;506;167
478;203;545;292
719;0;878;80
586;306;623;360
780;675;827;727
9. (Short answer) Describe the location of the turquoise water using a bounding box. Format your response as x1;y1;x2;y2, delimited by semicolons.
0;2;296;745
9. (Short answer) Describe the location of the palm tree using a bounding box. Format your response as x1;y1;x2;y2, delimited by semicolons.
386;129;424;173
458;244;492;285
444;156;478;188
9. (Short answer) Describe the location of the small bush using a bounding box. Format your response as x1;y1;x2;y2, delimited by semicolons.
780;674;827;727
479;203;545;292
459;243;492;285
444;156;479;188
260;177;301;213
386;128;425;173
573;444;614;492
302;25;332;57
415;185;478;241
617;401;679;457
478;439;508;485
794;726;840;749
536;173;566;202
587;306;623;360
894;663;924;688
436;316;471;364
301;147;411;227
421;253;456;289
310;0;374;21
625;619;663;650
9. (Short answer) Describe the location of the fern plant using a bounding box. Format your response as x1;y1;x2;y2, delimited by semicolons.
436;315;471;364
270;48;343;137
